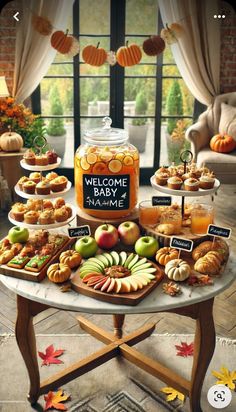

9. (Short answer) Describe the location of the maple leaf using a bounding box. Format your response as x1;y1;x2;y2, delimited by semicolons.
44;389;70;411
38;344;64;366
161;387;185;403
212;366;236;390
175;341;194;357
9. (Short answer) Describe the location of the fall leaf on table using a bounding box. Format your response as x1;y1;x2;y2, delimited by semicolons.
44;389;70;411
161;387;185;403
162;281;182;296
175;341;194;357
38;344;64;366
212;366;236;390
188;274;213;286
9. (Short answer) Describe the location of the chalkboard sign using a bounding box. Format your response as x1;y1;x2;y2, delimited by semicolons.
207;224;231;239
170;237;193;252
83;174;130;211
68;225;91;238
152;196;172;206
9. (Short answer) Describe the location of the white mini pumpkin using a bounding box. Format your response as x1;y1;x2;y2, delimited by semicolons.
165;259;191;281
0;130;23;152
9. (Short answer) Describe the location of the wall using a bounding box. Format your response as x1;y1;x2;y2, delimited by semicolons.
0;1;235;98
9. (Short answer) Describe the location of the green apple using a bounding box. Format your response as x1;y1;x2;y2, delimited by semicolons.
75;236;98;258
134;236;159;258
8;226;29;244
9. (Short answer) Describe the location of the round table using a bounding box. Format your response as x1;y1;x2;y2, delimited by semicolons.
1;256;235;412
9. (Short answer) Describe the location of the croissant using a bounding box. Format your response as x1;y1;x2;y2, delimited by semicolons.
192;241;213;261
194;254;221;276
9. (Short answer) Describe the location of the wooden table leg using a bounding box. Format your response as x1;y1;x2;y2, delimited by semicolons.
189;298;216;412
113;314;125;338
15;295;48;404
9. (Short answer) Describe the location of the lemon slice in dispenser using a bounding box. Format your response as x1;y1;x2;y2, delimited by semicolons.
87;153;97;165
80;157;90;171
108;159;122;173
123;155;134;166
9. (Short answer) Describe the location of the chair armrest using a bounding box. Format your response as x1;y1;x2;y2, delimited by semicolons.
186;120;210;160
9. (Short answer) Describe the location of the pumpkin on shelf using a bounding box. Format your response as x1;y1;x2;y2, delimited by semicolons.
210;134;236;153
51;30;79;56
82;43;107;66
156;247;179;266
143;35;165;56
161;23;184;45
165;259;191;281
0;127;23;152
116;41;142;67
47;263;71;283
59;250;82;269
32;15;53;36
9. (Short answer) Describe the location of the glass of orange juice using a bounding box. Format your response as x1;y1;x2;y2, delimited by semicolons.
139;200;161;226
191;204;214;235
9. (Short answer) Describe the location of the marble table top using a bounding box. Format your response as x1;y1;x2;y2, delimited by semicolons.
1;255;235;315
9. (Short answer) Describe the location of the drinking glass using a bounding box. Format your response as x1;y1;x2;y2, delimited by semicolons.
139;200;160;225
191;204;214;235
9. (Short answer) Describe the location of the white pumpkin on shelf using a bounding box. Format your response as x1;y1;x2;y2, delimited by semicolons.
0;127;23;152
165;259;191;281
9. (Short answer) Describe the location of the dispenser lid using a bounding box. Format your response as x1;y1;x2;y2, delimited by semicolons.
84;117;128;146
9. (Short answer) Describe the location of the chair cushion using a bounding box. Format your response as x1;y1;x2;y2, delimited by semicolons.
219;103;236;140
197;147;236;175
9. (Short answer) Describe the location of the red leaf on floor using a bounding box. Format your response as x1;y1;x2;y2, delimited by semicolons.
38;344;64;366
44;389;70;411
175;341;194;357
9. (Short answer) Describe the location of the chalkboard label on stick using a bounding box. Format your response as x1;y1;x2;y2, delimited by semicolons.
83;174;130;211
207;224;231;239
170;237;193;252
152;196;172;206
68;225;91;238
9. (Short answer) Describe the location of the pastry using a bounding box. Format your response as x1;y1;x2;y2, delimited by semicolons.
38;210;55;225
7;255;30;269
35;154;48;166
176;165;185;176
46;172;58;181
54;206;68;222
11;203;27;222
29;172;41;184
43;199;54;209
182;218;191;227
156;166;170;176
0;238;11;252
54;197;65;209
40;243;55;256
184;178;199;191
199;174;215;189
17;176;29;191
182;171;198;181
199;166;210;175
25;254;51;272
155;171;169;186
50;176;68;192
22;180;36;194
24;211;39;224
26;199;43;211
212;238;229;261
46;150;58;164
36;180;51;195
59;250;82;269
168;163;178;176
0;250;15;264
23;149;35;165
194;254;221;276
156;223;176;235
192;241;214;261
64;204;72;218
20;244;36;257
167;176;182;190
11;243;23;255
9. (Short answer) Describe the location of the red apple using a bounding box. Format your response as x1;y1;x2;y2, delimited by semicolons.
118;221;140;245
94;224;119;250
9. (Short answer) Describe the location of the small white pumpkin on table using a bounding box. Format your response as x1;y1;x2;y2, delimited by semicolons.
0;126;23;152
165;259;191;281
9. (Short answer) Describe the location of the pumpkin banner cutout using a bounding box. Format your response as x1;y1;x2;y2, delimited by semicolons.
161;23;184;45
82;43;107;66
210;134;236;153
0;127;23;152
143;35;165;56
51;30;79;56
117;41;142;67
32;15;53;36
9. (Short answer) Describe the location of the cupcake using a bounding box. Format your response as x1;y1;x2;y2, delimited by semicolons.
155;171;169;186
64;204;72;218
43;199;54;209
54;206;68;222
17;176;29;191
167;176;182;190
29;172;41;184
24;211;39;224
22;180;36;194
26;199;43;211
156;166;170;176
50;176;68;192
182;171;198;181
36;180;51;195
35;154;48;166
38;210;55;225
199;166;210;175
184;178;199;191
168;163;178;176
46;172;58;181
23;149;36;165
176;165;185;177
11;203;27;222
46;150;58;164
54;197;65;209
199;174;215;189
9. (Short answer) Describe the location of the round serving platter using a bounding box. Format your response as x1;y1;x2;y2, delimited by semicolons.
150;176;220;197
14;181;72;199
20;158;61;171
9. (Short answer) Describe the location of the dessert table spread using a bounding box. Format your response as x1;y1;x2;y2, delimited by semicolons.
1;255;235;412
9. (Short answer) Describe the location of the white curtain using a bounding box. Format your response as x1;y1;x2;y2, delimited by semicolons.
159;0;221;105
13;0;74;103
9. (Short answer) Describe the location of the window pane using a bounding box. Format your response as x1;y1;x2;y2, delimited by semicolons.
162;79;194;117
79;0;110;34
126;0;158;35
80;78;109;116
41;79;73;116
125;78;156;116
163;47;175;64
124;118;155;168
54;53;73;63
160;118;192;166
162;64;181;77
125;64;157;76
47;64;73;76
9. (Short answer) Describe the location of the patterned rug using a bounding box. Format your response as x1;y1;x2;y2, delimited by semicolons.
0;334;235;411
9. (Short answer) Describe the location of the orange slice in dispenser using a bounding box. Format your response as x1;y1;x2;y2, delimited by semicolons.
80;157;90;171
100;146;113;162
123;155;134;166
115;152;125;161
87;146;97;154
92;162;107;174
108;159;122;173
87;152;97;165
133;151;139;160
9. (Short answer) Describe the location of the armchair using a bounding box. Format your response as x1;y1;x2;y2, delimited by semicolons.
186;93;236;183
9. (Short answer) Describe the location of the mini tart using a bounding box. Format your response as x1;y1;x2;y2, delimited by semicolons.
18;176;29;191
23;149;35;165
167;176;182;190
54;197;65;209
43;199;54;209
29;172;41;184
50;176;68;192
35;154;48;166
11;203;27;222
184;178;199;191
36;180;51;195
26;199;43;211
46;172;58;181
38;210;55;225
155;172;169;186
54;206;68;222
24;210;39;224
199;174;215;189
22;180;36;194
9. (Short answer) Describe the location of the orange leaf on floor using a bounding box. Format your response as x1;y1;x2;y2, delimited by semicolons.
38;344;64;366
44;389;70;411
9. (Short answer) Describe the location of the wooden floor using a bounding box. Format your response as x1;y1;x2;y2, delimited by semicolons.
0;185;235;338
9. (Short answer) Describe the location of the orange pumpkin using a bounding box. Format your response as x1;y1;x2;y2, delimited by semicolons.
143;35;165;56
32;15;53;36
51;30;73;54
82;43;107;66
117;42;142;67
210;134;236;153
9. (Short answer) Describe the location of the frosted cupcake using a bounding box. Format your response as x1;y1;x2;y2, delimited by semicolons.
184;178;199;191
199;174;215;189
167;176;182;190
155;171;169;186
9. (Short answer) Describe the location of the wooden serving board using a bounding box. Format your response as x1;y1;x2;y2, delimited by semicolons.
71;262;164;306
142;224;210;247
0;238;75;282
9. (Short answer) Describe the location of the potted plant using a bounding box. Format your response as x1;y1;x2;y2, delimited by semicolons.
165;80;184;162
128;91;148;153
46;85;66;158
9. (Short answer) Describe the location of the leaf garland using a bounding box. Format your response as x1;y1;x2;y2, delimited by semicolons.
212;366;236;390
38;344;64;366
161;387;185;403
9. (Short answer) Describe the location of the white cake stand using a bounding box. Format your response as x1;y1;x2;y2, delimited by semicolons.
14;181;72;199
20;158;61;171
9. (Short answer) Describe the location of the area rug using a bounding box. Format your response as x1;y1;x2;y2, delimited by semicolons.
0;334;235;412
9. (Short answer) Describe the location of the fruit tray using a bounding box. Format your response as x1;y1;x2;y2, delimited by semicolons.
14;181;72;199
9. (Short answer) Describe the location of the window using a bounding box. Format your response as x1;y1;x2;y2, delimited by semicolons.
32;0;196;184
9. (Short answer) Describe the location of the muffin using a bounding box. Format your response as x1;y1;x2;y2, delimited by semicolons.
26;199;43;211
168;163;178;176
176;165;185;177
22;180;36;194
156;167;170;176
29;172;41;184
46;150;58;164
23;149;36;165
155;171;169;186
11;203;27;222
167;176;182;190
182;171;198;181
54;206;68;222
36;180;51;195
50;176;68;192
64;204;72;218
17;176;29;191
184;178;199;191
54;197;65;209
24;211;39;224
43;199;54;209
46;172;58;181
38;210;55;225
199;174;215;189
35;154;48;166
